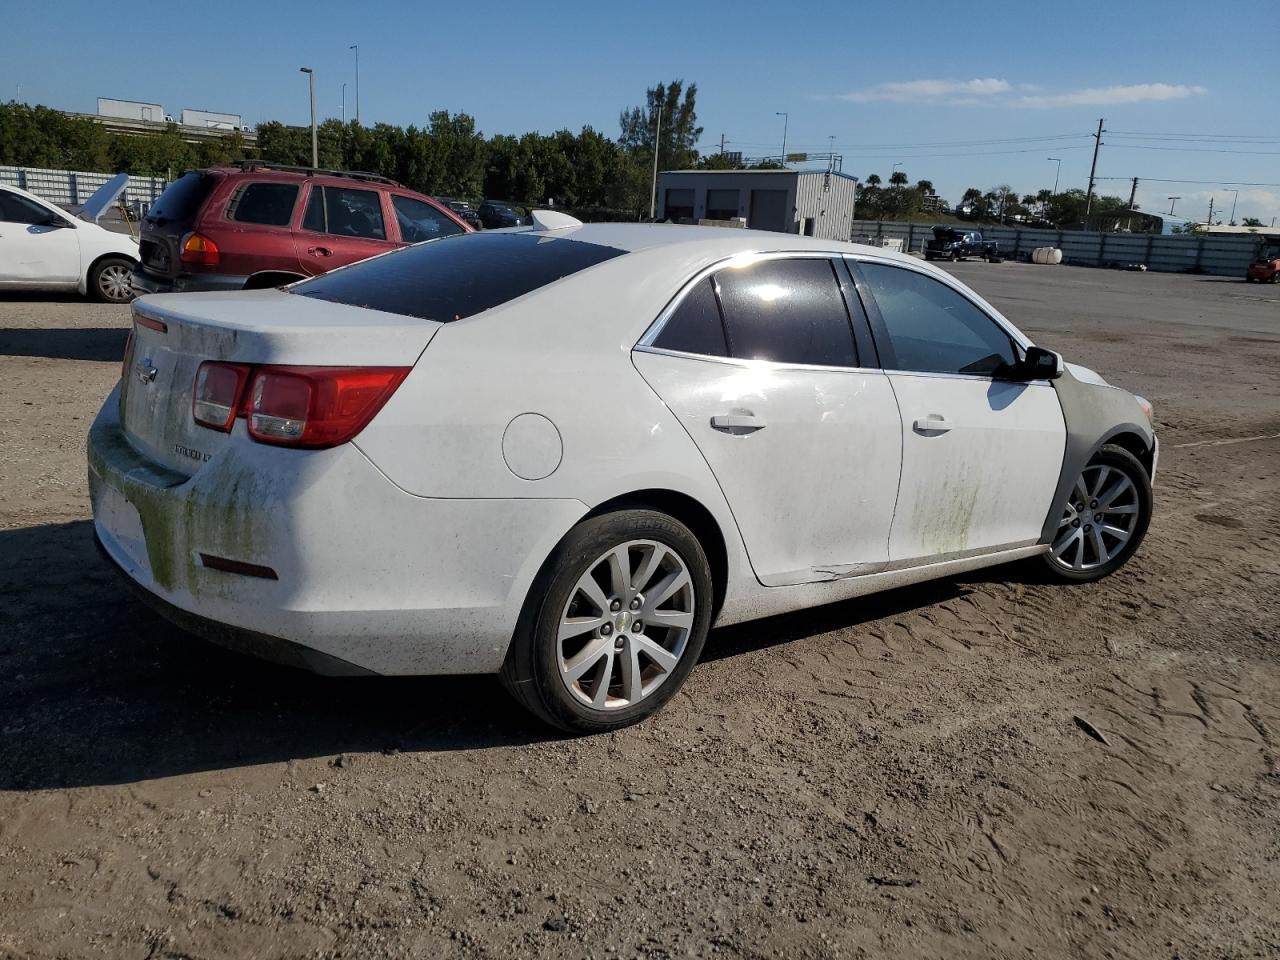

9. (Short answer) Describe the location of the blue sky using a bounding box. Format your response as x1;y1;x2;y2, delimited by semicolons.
5;0;1278;222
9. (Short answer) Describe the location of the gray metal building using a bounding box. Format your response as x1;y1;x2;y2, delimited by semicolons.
655;169;859;240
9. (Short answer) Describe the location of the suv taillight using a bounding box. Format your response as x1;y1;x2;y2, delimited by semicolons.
180;232;220;265
191;362;409;449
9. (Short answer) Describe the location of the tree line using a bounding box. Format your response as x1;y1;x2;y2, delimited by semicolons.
0;82;702;218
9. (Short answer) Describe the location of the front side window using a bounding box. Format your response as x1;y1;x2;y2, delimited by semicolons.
301;185;386;240
0;191;55;225
226;182;299;226
858;262;1017;376
714;258;857;367
392;195;465;243
652;278;728;357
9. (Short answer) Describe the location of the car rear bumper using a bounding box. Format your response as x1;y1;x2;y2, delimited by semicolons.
87;385;588;675
132;268;249;295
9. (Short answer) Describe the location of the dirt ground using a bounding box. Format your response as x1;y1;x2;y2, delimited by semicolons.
1;263;1277;960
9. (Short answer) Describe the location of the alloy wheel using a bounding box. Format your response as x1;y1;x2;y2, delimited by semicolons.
1049;462;1142;572
557;539;695;710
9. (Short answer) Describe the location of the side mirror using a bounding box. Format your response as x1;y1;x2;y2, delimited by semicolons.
1020;345;1063;380
40;215;71;229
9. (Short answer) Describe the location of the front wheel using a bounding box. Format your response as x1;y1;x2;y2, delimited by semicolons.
89;257;136;303
1043;444;1152;582
500;510;713;733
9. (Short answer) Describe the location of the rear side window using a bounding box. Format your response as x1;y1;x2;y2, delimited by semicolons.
293;232;626;321
0;190;53;224
147;171;215;223
715;258;857;367
392;195;465;242
301;185;386;240
226;182;298;226
858;263;1016;375
653;278;728;356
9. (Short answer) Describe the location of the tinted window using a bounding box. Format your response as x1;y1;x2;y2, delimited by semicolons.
0;190;54;225
653;278;727;357
859;263;1016;375
714;258;856;367
294;232;626;321
147;171;214;224
301;185;386;240
392;195;465;242
226;182;298;226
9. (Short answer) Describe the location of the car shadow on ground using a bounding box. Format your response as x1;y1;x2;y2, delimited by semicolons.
0;326;129;362
0;520;1000;790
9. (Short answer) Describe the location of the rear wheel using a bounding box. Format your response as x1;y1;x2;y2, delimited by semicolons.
90;257;136;303
1043;444;1151;583
500;510;713;733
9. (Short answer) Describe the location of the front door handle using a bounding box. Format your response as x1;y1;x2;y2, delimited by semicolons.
913;414;954;434
307;246;332;257
711;413;766;435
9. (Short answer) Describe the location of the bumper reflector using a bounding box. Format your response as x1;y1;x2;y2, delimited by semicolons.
199;553;279;580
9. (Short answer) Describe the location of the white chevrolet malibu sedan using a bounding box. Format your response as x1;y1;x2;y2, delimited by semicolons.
89;214;1156;731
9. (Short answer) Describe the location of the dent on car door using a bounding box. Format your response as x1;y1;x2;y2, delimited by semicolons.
633;256;903;587
0;190;81;283
849;259;1065;562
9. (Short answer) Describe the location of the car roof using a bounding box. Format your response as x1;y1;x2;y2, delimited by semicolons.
503;221;923;267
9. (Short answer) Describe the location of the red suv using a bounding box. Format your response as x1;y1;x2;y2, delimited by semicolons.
132;162;472;294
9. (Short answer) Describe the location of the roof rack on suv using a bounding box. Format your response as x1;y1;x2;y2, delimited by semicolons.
233;160;400;186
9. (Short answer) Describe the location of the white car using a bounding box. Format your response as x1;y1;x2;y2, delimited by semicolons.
88;214;1156;731
0;175;139;302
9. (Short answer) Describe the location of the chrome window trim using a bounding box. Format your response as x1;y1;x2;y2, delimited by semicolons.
633;343;885;377
636;249;856;357
843;253;1034;351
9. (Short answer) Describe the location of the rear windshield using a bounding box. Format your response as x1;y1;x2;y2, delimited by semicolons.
147;171;215;224
292;232;626;321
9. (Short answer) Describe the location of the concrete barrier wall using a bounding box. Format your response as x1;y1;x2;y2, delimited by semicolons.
0;165;169;208
851;220;1262;278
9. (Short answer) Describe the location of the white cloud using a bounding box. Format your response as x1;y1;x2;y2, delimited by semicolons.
829;79;1206;109
838;78;1010;103
1018;83;1207;108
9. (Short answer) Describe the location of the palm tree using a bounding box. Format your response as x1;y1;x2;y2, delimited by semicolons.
888;170;908;187
865;173;882;187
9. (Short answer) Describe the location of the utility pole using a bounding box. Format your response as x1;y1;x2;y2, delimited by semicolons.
1168;196;1180;215
341;83;347;125
349;44;360;124
776;111;788;166
719;133;725;156
1083;117;1105;222
1207;196;1215;227
1227;189;1239;224
1125;176;1138;230
300;67;317;169
649;103;663;220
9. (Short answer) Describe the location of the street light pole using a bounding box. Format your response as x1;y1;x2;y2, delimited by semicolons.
349;44;360;124
341;83;347;125
300;67;317;168
1047;157;1062;197
776;111;788;166
1227;189;1239;224
649;103;663;220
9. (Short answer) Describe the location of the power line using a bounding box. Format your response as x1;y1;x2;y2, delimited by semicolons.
706;132;1090;151
1094;176;1280;187
1101;144;1280;156
1108;130;1280;141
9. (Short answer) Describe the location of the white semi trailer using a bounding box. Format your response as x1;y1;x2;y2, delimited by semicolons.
180;109;242;131
97;98;168;123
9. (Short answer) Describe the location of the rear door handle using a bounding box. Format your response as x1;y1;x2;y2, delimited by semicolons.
711;413;766;435
913;414;954;434
307;246;332;257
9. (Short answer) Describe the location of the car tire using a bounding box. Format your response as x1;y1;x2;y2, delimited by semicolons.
500;509;714;733
90;256;137;303
1042;443;1152;583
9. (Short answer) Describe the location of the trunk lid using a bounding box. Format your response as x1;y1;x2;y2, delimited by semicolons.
139;170;220;277
121;289;439;475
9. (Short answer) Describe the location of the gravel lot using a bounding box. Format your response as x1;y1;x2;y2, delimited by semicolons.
1;262;1278;959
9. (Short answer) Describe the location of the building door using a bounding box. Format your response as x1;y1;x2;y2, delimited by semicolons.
748;189;789;232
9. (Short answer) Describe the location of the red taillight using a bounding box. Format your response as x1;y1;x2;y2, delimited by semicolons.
246;366;410;448
180;232;220;265
193;361;252;432
190;363;410;449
